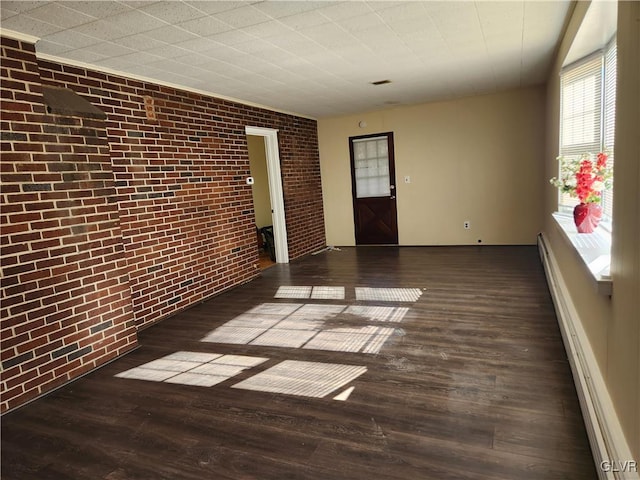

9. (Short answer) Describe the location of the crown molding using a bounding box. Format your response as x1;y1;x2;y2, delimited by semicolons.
0;28;40;44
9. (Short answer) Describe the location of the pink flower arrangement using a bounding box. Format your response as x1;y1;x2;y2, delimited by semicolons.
550;152;613;204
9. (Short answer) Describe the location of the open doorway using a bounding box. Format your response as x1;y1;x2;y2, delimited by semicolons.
247;135;275;269
245;126;289;268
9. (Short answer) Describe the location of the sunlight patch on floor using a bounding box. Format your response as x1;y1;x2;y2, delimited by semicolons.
232;360;367;398
251;328;317;348
303;326;394;353
200;302;405;354
115;352;268;387
201;327;266;345
344;305;409;323
114;283;424;400
311;286;345;299
355;287;423;302
274;286;345;300
274;286;312;299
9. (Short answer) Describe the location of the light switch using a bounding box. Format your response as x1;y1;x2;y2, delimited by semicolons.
404;176;411;184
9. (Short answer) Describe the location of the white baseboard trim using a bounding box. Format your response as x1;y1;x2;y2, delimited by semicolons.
538;233;638;480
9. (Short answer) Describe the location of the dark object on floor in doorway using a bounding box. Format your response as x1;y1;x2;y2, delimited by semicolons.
260;226;275;261
256;226;264;251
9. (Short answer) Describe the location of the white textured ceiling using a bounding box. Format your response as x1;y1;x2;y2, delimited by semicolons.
0;1;572;118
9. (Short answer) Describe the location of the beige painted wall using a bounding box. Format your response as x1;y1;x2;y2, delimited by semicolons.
543;1;639;460
247;135;272;229
318;87;545;246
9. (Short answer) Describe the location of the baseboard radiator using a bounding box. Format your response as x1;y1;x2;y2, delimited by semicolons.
538;233;638;480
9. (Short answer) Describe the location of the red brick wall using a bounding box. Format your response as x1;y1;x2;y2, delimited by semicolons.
35;58;325;327
1;36;325;411
1;37;138;412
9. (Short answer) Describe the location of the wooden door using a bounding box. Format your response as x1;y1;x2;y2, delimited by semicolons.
349;132;398;245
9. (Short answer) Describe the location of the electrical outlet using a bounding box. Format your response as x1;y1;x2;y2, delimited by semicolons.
464;221;470;229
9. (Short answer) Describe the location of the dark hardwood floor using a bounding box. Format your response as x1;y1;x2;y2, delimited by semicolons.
1;246;597;479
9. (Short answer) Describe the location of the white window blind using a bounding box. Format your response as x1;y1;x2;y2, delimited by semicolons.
560;55;602;157
558;41;616;220
602;42;617;219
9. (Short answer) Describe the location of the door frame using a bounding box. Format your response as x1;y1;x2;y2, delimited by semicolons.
245;126;289;263
349;131;398;245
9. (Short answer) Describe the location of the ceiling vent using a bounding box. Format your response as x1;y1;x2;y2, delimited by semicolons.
370;80;392;86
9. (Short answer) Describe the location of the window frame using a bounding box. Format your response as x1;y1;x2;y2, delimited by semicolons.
557;37;617;228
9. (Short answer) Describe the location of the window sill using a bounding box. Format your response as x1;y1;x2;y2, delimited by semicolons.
552;213;612;296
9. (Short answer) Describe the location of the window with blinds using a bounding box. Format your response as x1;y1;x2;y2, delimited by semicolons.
558;40;616;221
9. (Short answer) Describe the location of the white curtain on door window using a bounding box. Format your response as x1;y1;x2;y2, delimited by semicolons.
354;137;390;198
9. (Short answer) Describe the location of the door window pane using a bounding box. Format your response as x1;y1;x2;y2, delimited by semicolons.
353;137;390;198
